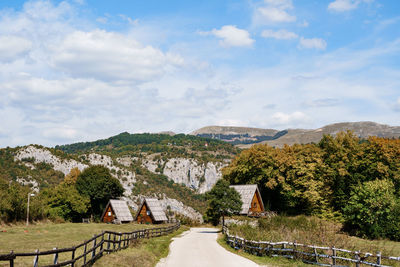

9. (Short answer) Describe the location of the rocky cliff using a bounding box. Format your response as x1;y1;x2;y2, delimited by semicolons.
13;146;204;221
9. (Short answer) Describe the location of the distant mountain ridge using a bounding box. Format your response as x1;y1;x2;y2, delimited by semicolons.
191;122;400;147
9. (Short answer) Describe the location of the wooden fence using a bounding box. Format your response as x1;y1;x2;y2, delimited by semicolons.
0;222;180;267
223;226;400;267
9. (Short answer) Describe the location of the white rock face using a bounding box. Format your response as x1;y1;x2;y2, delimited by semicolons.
159;197;204;223
86;153;136;197
143;157;227;193
14;147;136;197
16;176;39;193
15;146;88;175
14;147;206;221
133;195;203;223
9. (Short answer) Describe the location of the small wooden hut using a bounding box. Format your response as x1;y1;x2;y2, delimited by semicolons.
135;198;168;224
101;199;134;223
230;184;265;215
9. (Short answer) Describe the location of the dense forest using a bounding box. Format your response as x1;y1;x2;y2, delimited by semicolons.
223;132;400;240
55;132;239;161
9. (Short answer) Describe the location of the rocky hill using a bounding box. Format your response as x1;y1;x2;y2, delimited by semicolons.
192;122;400;147
1;133;240;222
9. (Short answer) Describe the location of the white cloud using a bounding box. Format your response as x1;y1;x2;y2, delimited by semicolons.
254;0;296;25
261;29;298;40
0;36;32;61
328;0;373;12
0;0;398;148
271;111;309;126
208;25;254;47
52;30;183;82
298;37;327;50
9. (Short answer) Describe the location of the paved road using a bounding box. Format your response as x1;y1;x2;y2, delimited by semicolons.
156;227;261;267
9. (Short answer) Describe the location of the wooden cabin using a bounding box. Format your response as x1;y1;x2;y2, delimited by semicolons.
135;198;168;224
101;199;134;223
230;184;265;216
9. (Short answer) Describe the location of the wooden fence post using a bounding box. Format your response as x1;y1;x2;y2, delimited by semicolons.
332;246;336;266
118;233;121;250
314;247;318;264
71;248;76;267
9;250;14;267
377;251;382;265
355;251;360;267
107;233;111;253
53;247;58;265
92;235;97;260
113;234;116;251
83;243;87;265
100;232;104;256
293;241;297;260
33;249;39;267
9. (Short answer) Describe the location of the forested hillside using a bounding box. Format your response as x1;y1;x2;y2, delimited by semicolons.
55;132;238;161
223;132;400;240
0;133;240;224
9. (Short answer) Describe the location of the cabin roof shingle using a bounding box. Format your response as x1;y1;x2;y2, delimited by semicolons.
229;184;264;214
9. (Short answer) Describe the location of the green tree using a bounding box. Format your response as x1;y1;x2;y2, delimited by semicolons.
343;179;400;240
204;180;242;226
42;184;90;222
76;165;124;218
63;167;81;185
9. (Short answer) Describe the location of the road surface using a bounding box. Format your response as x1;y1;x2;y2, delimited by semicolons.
156;227;261;267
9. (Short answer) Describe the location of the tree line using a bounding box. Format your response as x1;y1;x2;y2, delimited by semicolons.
222;131;400;240
0;165;123;223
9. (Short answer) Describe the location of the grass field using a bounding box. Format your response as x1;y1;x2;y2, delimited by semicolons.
93;225;189;267
0;221;158;267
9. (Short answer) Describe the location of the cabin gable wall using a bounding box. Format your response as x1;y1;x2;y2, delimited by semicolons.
249;191;264;213
136;203;153;224
102;205;115;223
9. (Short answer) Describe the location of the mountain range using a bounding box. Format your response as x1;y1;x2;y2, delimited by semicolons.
191;121;400;148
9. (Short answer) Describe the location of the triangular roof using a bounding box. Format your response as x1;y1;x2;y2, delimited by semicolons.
135;198;168;222
101;199;133;222
229;184;264;214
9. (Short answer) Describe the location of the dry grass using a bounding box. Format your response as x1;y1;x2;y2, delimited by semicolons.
217;233;309;267
93;225;189;267
227;215;400;266
0;221;158;267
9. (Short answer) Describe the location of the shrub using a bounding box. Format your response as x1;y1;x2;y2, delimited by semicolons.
343;179;400;240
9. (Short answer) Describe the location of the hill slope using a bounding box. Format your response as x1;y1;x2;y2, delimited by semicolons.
191;122;400;147
1;133;240;222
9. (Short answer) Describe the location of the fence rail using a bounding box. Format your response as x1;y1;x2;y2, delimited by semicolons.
0;222;180;267
223;226;400;267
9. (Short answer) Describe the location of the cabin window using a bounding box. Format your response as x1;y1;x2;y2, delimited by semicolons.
253;202;257;208
147;211;151;215
108;212;111;216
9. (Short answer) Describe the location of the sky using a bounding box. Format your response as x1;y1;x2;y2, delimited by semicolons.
0;0;399;147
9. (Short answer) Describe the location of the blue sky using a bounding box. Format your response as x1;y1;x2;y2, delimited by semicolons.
0;0;399;147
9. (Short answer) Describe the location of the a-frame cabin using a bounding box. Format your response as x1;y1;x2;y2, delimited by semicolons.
101;199;134;223
230;184;265;215
135;198;168;224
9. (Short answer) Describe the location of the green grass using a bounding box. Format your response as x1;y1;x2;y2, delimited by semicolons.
93;225;189;267
217;233;308;267
0;221;157;267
